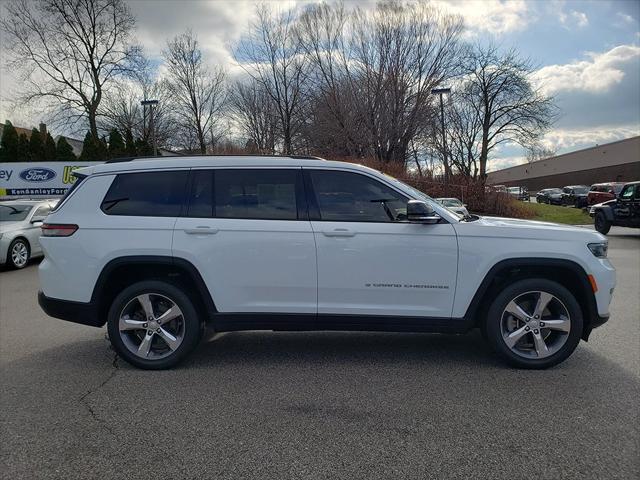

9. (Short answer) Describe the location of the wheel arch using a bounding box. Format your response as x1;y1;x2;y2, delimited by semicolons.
91;256;217;327
465;258;598;340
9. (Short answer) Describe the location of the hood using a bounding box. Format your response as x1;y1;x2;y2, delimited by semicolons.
455;215;606;243
0;221;25;233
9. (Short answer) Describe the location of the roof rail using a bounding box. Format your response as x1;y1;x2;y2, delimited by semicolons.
104;153;326;163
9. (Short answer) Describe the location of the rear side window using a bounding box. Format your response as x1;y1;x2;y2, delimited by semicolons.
101;171;188;217
187;169;303;220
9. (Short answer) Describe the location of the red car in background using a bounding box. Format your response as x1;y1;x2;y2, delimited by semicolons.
587;183;625;206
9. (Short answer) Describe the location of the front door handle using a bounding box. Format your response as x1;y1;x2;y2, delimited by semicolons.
322;228;356;237
184;226;219;235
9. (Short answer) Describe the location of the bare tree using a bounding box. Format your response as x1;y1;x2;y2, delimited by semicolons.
1;0;141;138
234;4;308;154
457;44;558;181
163;31;227;154
524;140;557;163
99;56;176;148
295;1;463;164
230;80;278;154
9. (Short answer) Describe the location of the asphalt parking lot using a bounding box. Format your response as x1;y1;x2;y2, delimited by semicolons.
1;227;638;480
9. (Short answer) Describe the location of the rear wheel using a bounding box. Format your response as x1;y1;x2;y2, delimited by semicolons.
106;281;203;369
7;238;30;269
484;278;583;369
594;212;611;235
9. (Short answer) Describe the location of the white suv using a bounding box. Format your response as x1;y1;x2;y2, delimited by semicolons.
38;156;615;369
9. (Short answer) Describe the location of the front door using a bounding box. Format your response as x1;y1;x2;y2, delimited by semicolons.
173;168;317;314
304;169;458;318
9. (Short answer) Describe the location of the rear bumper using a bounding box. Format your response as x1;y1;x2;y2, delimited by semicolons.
38;291;103;327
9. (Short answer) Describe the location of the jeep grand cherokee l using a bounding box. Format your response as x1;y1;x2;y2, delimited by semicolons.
37;156;615;370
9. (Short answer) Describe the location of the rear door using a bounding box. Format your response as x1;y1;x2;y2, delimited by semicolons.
304;168;458;318
173;168;317;314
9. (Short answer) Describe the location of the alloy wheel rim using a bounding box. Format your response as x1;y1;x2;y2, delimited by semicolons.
118;293;185;360
11;242;28;267
500;290;571;359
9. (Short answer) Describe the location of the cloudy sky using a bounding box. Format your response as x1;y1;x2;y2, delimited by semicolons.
1;0;639;171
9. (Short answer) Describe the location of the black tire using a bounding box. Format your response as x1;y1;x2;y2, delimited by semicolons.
6;238;30;269
107;280;203;369
594;212;611;235
483;278;583;369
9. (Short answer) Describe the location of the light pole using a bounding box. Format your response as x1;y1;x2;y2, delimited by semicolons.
431;87;451;195
141;99;159;156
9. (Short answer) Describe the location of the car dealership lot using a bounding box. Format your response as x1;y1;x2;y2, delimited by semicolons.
1;228;638;480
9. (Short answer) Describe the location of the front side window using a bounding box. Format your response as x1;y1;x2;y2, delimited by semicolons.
620;185;635;200
32;205;52;219
101;171;188;217
309;170;407;222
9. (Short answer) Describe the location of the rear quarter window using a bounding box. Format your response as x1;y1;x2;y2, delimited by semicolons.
101;171;189;217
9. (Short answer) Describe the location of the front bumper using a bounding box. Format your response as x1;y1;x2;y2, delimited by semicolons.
38;291;103;327
583;313;610;341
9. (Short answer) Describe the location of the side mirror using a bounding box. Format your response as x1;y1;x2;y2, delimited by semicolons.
407;200;440;224
31;216;45;225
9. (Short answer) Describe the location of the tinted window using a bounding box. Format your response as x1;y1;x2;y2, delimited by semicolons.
188;170;214;218
620;185;634;199
213;169;301;220
101;171;188;217
309;170;407;222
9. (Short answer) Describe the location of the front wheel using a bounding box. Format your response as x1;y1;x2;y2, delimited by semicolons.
107;281;203;369
594;212;611;235
7;238;30;269
483;278;583;369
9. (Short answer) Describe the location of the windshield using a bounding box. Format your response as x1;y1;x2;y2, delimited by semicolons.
386;177;432;202
613;184;624;194
574;186;588;194
508;187;521;193
0;204;33;222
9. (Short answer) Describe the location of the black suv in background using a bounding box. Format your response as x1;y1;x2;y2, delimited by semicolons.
562;185;589;208
590;181;640;234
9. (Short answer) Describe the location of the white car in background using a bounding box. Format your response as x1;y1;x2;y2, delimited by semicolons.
0;199;57;269
436;197;469;217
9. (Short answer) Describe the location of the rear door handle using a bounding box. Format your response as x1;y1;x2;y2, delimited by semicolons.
184;226;219;235
322;228;356;237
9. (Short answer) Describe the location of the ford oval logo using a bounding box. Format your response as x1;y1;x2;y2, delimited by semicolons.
19;167;57;182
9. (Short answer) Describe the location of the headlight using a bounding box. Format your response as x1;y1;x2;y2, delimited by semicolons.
588;242;608;258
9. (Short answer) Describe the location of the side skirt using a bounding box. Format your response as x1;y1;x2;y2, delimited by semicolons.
212;313;474;334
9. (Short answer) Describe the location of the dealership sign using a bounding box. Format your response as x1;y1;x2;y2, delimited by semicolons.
0;162;102;198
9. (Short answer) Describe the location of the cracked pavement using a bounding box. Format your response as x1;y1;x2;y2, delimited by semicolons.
1;227;638;480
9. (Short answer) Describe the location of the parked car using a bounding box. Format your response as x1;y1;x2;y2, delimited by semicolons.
587;183;625;206
561;185;589;207
38;156;615;370
589;181;640;234
435;197;469;217
0;199;57;269
536;188;563;205
507;186;529;201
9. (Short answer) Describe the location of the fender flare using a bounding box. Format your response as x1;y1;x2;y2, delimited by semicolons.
463;257;598;334
91;255;217;319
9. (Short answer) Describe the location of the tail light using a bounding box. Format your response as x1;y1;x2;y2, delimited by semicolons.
41;223;78;237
